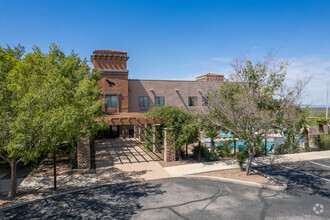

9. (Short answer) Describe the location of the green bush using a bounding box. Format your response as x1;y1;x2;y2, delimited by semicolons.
273;134;301;155
145;105;200;152
144;125;164;152
313;134;330;150
192;144;218;161
273;144;286;155
192;144;208;159
216;140;233;157
254;146;265;157
235;150;248;171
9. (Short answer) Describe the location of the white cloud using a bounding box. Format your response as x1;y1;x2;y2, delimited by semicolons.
170;56;330;106
285;56;330;106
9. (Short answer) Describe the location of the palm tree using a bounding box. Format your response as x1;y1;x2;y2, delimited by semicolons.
205;129;219;152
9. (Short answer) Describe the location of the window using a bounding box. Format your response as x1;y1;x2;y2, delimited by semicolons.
188;96;197;106
155;96;165;106
202;96;208;106
139;96;149;107
105;95;117;108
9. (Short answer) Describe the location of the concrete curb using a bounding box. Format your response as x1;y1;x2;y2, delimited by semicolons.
0;173;6;180
184;174;287;191
0;184;101;212
256;170;288;189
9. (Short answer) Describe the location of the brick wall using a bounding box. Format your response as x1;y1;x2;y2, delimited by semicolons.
92;50;129;113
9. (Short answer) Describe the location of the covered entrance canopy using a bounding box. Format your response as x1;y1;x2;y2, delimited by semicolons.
97;112;164;125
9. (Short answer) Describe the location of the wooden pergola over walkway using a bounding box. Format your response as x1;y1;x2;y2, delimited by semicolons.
93;112;175;162
97;112;164;125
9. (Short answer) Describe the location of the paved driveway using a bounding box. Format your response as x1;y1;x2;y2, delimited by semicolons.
256;159;330;199
1;177;329;219
95;138;170;184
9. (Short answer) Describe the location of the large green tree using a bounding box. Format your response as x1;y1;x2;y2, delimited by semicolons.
145;105;200;158
0;44;102;197
201;54;310;175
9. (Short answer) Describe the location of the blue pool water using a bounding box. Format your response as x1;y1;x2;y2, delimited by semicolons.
204;140;275;154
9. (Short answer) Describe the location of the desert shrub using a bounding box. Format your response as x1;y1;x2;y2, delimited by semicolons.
273;134;301;155
235;150;248;171
192;144;218;161
254;146;265;157
216;140;233;157
313;134;330;150
192;144;209;159
206;151;219;161
273;144;286;155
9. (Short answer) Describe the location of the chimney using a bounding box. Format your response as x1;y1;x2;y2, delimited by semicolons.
91;49;129;71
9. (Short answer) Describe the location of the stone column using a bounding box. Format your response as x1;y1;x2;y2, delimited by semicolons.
163;128;176;162
322;125;328;134
77;137;91;169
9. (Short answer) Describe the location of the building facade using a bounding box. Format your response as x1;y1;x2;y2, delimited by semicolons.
91;49;224;114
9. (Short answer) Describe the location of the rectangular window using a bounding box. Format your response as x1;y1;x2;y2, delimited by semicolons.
188;96;197;106
139;96;149;107
105;95;117;108
155;96;165;106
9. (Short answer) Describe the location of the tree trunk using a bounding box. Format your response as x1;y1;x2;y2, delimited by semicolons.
9;159;18;198
53;150;57;191
245;145;255;175
210;138;215;152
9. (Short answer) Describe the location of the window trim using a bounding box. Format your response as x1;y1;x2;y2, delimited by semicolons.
105;95;118;108
154;96;165;106
139;96;149;108
188;96;198;107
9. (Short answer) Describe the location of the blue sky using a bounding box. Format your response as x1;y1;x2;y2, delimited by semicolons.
0;0;329;106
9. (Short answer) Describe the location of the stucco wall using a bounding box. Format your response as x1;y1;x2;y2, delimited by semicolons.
128;79;220;112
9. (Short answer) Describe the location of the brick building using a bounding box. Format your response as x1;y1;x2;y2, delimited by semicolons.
91;49;223;114
91;49;223;138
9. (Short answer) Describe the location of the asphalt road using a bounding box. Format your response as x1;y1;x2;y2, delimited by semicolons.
1;159;330;219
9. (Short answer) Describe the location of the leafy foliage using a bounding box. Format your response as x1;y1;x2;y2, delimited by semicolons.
201;54;310;174
144;124;164;152
145;106;200;151
216;140;233;157
192;144;218;161
235;150;249;171
0;43;103;196
313;134;330;150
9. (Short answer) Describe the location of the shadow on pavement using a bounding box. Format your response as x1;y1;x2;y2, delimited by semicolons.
257;164;330;199
0;181;165;219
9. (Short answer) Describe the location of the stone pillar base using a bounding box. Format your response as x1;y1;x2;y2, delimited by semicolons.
77;137;91;169
163;128;176;162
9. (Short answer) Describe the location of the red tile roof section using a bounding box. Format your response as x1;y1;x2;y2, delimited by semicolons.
197;73;224;77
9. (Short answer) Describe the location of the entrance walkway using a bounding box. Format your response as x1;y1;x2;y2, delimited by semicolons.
95;138;170;184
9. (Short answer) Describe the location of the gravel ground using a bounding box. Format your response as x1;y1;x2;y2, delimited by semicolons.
194;168;282;186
